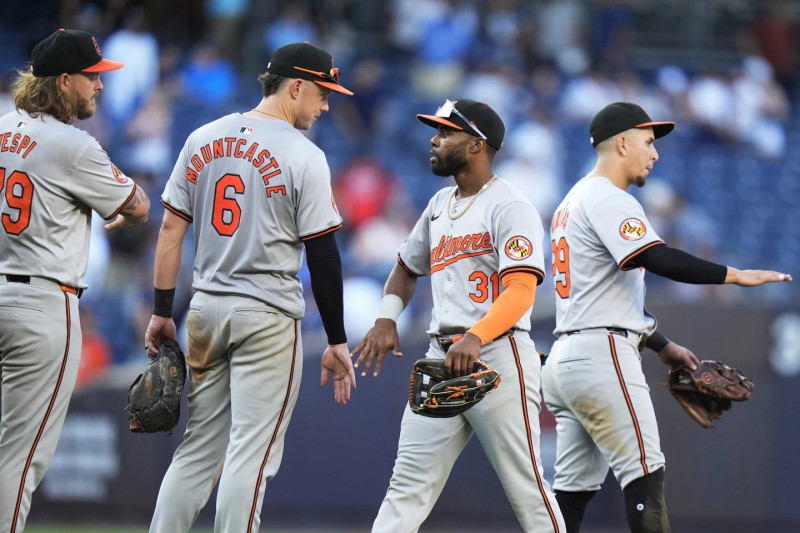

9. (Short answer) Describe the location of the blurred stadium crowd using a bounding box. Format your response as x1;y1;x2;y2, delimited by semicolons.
0;0;797;385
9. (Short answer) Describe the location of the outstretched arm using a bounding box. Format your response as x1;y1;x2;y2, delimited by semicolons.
627;243;792;286
352;261;418;377
724;267;792;286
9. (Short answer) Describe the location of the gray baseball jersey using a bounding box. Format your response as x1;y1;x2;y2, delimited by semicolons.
0;109;136;533
376;177;565;532
0;110;136;288
161;113;342;319
550;174;663;336
398;177;545;334
543;171;668;495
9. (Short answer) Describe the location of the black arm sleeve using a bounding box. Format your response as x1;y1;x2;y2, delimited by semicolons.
304;231;347;345
627;244;727;284
644;331;670;353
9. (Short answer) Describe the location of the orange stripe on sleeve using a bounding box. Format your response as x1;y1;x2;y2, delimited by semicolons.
103;184;137;221
619;241;664;271
301;224;342;241
467;271;537;345
397;255;423;278
162;200;193;222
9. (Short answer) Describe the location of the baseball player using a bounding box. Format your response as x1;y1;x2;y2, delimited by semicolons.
142;42;356;532
542;102;793;533
0;29;151;532
351;99;565;532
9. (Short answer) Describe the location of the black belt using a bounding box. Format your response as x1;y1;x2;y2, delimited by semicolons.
4;274;83;298
566;327;629;337
434;329;515;353
565;327;646;351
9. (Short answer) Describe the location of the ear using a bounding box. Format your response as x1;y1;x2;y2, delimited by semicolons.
615;134;629;156
57;73;71;91
288;78;304;99
468;137;484;155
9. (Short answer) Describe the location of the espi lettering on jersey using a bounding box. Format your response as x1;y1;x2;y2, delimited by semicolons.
430;232;493;270
0;128;37;159
185;136;284;196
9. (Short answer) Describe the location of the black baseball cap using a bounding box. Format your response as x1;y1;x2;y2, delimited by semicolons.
417;99;505;151
589;102;675;148
266;42;353;96
31;29;123;78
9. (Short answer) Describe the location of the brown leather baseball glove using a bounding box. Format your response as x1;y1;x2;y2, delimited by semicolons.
127;339;187;434
667;360;754;428
408;358;500;418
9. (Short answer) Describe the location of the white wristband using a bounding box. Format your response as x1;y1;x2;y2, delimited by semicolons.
376;294;404;322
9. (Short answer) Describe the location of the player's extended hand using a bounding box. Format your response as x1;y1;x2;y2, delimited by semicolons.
445;332;482;377
656;341;700;371
726;268;792;287
144;315;178;359
321;343;356;405
351;318;403;377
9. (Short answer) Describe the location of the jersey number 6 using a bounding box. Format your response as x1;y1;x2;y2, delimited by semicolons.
551;237;571;299
0;167;33;235
212;173;244;236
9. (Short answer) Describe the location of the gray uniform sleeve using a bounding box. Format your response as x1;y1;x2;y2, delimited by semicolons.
493;200;546;284
162;142;193;221
586;192;663;268
398;194;438;277
295;153;342;239
69;138;136;219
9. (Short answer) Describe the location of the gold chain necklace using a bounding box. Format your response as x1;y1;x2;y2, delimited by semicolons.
447;175;497;220
251;108;287;121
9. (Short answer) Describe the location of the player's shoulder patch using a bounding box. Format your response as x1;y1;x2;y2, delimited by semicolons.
619;217;646;240
111;163;130;184
505;235;533;260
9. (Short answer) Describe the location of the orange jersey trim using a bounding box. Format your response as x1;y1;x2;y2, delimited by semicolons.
162;200;193;222
508;335;563;532
430;249;494;274
300;224;341;241
500;265;545;286
103;183;137;221
397;255;423;278
619;241;664;271
247;319;300;531
608;333;649;475
468;271;536;345
11;293;72;533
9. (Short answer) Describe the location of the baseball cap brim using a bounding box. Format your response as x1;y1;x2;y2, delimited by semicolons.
416;114;464;131
82;58;124;73
314;79;353;96
639;121;675;139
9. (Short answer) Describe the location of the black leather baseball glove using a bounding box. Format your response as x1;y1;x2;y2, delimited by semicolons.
127;338;187;434
408;358;500;418
667;360;754;428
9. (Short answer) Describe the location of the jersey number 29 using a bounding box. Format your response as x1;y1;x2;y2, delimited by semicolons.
0;167;33;235
551;237;571;299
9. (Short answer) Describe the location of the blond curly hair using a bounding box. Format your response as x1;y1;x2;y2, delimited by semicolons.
12;69;78;124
